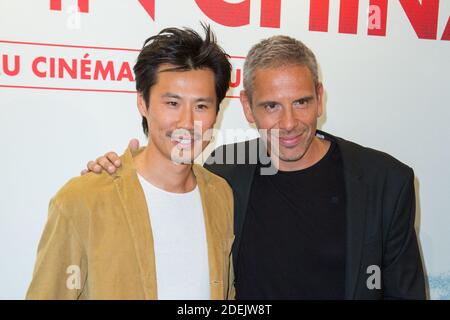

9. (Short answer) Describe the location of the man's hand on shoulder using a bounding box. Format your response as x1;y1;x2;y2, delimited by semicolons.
80;139;140;175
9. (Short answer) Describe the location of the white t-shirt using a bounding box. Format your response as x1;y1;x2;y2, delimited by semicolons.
137;174;210;300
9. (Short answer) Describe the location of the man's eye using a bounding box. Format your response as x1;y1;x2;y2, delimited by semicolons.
196;104;208;110
167;101;178;107
294;99;309;107
265;103;279;112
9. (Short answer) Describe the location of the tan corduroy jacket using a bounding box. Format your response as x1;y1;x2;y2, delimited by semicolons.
27;148;235;299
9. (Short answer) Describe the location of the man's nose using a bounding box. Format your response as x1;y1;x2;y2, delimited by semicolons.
177;106;194;131
279;107;296;132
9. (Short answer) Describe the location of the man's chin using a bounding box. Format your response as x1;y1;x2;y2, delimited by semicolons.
278;155;303;162
170;156;195;165
170;151;201;165
276;148;308;163
170;144;204;163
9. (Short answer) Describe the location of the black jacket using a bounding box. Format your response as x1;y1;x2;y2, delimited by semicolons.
204;130;426;299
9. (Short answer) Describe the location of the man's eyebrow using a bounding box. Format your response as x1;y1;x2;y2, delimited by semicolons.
256;95;315;107
194;97;215;103
162;93;215;103
294;95;315;102
161;92;182;99
256;100;278;107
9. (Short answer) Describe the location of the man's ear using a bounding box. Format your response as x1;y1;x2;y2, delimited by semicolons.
240;90;255;124
137;93;148;117
316;83;324;118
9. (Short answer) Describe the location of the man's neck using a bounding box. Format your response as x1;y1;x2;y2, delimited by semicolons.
133;144;196;193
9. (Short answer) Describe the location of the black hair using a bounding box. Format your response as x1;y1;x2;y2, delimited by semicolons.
134;24;232;135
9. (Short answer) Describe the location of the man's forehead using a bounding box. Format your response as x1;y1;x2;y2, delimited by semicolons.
154;65;214;82
156;63;214;74
253;65;314;88
157;63;184;73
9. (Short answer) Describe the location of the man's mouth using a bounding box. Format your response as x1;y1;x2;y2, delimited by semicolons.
279;135;301;147
172;136;196;149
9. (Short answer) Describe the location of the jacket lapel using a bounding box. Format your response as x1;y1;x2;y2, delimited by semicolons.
231;139;260;269
335;136;368;299
194;165;228;300
113;148;158;299
343;171;367;299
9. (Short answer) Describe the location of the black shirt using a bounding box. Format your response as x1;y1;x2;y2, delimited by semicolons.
236;141;346;299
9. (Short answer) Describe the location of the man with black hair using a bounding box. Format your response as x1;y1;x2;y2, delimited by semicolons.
27;25;234;300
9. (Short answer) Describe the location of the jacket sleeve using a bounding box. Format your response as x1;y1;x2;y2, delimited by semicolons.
26;198;87;300
382;169;426;299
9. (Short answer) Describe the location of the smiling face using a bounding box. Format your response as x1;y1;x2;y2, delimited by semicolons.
138;64;218;164
241;64;325;170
